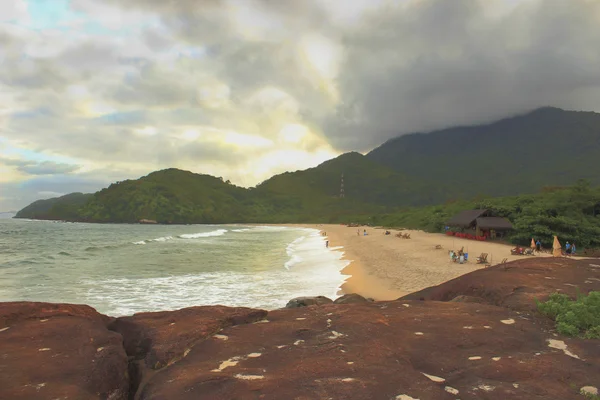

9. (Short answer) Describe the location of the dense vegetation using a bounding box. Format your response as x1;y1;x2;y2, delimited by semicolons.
368;107;600;201
255;152;448;209
345;180;600;249
537;292;600;339
14;193;92;220
78;169;253;224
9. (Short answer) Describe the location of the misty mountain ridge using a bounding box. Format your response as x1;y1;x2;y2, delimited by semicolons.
14;107;600;223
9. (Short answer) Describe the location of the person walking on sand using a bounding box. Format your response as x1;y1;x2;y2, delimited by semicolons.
536;239;542;253
571;243;576;255
326;240;329;248
357;229;360;236
565;241;571;256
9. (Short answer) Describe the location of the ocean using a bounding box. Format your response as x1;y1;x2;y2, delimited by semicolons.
0;219;349;316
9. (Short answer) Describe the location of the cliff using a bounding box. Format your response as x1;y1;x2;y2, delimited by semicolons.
1;258;599;399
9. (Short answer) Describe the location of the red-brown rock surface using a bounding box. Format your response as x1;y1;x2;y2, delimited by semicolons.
136;300;599;400
108;305;268;397
401;258;600;310
1;258;599;400
0;302;128;400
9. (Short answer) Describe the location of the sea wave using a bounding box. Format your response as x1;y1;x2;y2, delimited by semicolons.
253;226;289;232
151;236;174;242
179;229;228;239
284;236;306;270
281;229;349;299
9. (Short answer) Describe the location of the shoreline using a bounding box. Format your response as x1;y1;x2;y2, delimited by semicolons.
292;224;560;301
6;219;588;304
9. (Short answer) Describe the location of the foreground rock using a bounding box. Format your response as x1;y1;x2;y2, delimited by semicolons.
109;305;267;397
333;293;372;304
0;302;128;400
401;258;600;310
138;300;599;400
285;295;333;308
1;258;599;399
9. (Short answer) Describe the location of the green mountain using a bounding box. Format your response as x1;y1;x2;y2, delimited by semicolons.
78;169;255;224
255;152;442;208
14;193;93;220
367;107;600;200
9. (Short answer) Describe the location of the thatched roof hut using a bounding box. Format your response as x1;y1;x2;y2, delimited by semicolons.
447;210;513;235
447;209;490;228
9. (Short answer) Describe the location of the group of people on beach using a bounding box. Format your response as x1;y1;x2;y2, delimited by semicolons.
533;238;576;255
449;247;466;264
565;241;576;255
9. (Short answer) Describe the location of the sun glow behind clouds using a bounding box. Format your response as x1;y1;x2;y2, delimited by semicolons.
298;33;342;103
279;124;308;143
223;132;273;148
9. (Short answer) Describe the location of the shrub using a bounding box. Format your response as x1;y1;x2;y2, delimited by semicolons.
537;292;600;339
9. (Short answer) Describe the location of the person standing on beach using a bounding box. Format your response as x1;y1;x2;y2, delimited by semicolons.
326;240;329;248
536;239;541;253
565;241;571;255
357;229;360;236
571;243;576;255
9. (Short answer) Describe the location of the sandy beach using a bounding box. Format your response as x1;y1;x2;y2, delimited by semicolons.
299;224;554;300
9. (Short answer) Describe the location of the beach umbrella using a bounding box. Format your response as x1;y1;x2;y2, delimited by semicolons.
530;238;536;249
552;236;562;257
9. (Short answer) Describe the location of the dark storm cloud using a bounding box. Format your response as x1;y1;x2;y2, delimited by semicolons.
322;0;600;150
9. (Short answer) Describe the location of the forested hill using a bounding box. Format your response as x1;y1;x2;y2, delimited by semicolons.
253;152;449;208
367;107;600;199
14;193;93;220
77;169;253;224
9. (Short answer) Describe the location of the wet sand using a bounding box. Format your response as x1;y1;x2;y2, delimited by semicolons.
307;224;553;300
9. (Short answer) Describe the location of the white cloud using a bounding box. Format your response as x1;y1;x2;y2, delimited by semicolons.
0;0;29;23
1;0;600;210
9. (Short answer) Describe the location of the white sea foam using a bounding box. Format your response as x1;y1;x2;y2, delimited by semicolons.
151;236;174;242
79;227;349;316
7;222;349;316
253;226;289;232
179;229;228;239
280;229;349;299
231;229;251;232
284;236;306;269
284;254;303;270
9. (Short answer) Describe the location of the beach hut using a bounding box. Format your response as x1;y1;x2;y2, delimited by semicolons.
446;210;513;238
553;236;562;257
447;209;490;229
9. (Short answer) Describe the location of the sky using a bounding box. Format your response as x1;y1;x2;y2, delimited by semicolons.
1;0;600;211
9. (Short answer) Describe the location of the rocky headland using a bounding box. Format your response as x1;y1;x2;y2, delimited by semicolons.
1;258;599;400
